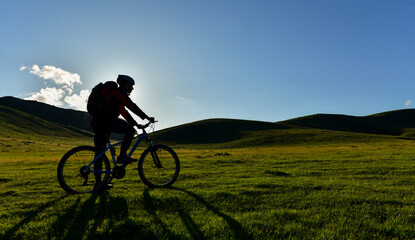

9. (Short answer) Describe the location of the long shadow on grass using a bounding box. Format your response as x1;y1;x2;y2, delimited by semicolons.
143;189;206;239
2;196;67;239
178;211;205;239
171;187;250;240
143;189;182;239
50;192;156;240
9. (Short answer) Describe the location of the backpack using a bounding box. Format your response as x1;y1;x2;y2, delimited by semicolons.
87;81;118;115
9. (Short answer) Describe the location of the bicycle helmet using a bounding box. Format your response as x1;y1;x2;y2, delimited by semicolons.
117;75;135;86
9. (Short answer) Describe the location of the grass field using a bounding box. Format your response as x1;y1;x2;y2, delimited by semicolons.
1;132;415;239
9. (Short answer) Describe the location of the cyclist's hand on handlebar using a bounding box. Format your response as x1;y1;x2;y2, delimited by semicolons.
147;117;156;123
136;121;153;129
136;122;149;129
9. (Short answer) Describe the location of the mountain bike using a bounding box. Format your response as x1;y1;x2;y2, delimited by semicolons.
57;122;180;193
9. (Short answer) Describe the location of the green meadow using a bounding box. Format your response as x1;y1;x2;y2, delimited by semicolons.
1;129;415;239
2;100;415;239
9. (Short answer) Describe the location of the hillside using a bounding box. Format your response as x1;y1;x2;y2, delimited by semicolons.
0;104;93;140
0;96;92;133
0;104;93;157
151;118;291;144
150;118;397;147
281;109;415;137
0;96;414;148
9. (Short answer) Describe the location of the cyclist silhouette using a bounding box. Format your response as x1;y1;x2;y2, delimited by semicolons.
90;75;154;189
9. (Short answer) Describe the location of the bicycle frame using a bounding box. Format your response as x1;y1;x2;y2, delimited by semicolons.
85;130;150;174
57;120;180;193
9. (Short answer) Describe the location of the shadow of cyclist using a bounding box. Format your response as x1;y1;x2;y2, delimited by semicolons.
50;192;156;239
2;196;67;239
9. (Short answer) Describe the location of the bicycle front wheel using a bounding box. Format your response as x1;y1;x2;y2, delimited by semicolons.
138;145;180;188
57;146;111;194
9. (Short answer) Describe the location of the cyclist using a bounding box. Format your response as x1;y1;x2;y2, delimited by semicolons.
90;75;155;189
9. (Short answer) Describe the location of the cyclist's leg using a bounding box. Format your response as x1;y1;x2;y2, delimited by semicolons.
93;126;109;183
111;119;135;157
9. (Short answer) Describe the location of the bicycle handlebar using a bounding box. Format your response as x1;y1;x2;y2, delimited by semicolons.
136;120;157;130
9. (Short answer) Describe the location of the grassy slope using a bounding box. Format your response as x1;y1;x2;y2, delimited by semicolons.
281;109;415;137
151;118;399;148
2;104;415;238
0;96;92;133
152;118;290;144
0;105;93;160
0;105;93;139
2;140;415;239
1;96;413;147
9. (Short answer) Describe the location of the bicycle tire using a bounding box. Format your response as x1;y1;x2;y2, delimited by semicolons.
57;146;111;194
138;144;180;188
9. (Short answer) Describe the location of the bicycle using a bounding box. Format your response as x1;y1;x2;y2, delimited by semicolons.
57;121;180;193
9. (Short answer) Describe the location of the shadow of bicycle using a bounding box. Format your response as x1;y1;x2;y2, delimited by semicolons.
3;189;250;240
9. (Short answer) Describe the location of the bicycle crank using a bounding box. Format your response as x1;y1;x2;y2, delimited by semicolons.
112;166;126;179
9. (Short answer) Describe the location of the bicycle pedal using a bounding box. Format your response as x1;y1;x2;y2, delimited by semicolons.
117;156;137;164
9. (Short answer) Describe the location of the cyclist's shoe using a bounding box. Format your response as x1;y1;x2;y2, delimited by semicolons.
117;155;137;164
94;183;113;192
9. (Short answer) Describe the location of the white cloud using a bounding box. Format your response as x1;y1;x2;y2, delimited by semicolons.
176;96;186;101
63;85;73;95
64;90;90;111
28;64;81;88
405;99;412;107
25;87;65;107
21;64;92;111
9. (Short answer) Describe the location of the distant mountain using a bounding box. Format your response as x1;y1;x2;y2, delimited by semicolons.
281;109;415;137
0;96;92;133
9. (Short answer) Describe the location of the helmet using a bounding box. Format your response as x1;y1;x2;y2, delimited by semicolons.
117;75;135;86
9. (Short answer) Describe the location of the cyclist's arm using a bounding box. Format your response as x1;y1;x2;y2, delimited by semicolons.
119;106;138;126
111;89;150;120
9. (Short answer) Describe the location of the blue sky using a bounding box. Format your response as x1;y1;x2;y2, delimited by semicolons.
1;1;415;130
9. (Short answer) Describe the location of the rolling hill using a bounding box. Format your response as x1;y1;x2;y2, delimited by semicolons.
1;96;414;147
0;96;92;133
281;109;415;137
150;109;415;146
0;104;93;140
151;118;400;147
151;118;291;144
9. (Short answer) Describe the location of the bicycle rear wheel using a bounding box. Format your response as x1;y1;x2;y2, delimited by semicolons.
57;146;111;193
138;144;180;188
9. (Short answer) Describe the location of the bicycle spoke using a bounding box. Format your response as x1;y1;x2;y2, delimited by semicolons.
57;146;111;193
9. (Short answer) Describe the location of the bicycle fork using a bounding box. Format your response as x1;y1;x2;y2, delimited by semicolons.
147;139;163;168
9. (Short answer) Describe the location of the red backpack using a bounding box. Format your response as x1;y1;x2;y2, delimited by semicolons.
87;81;118;115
